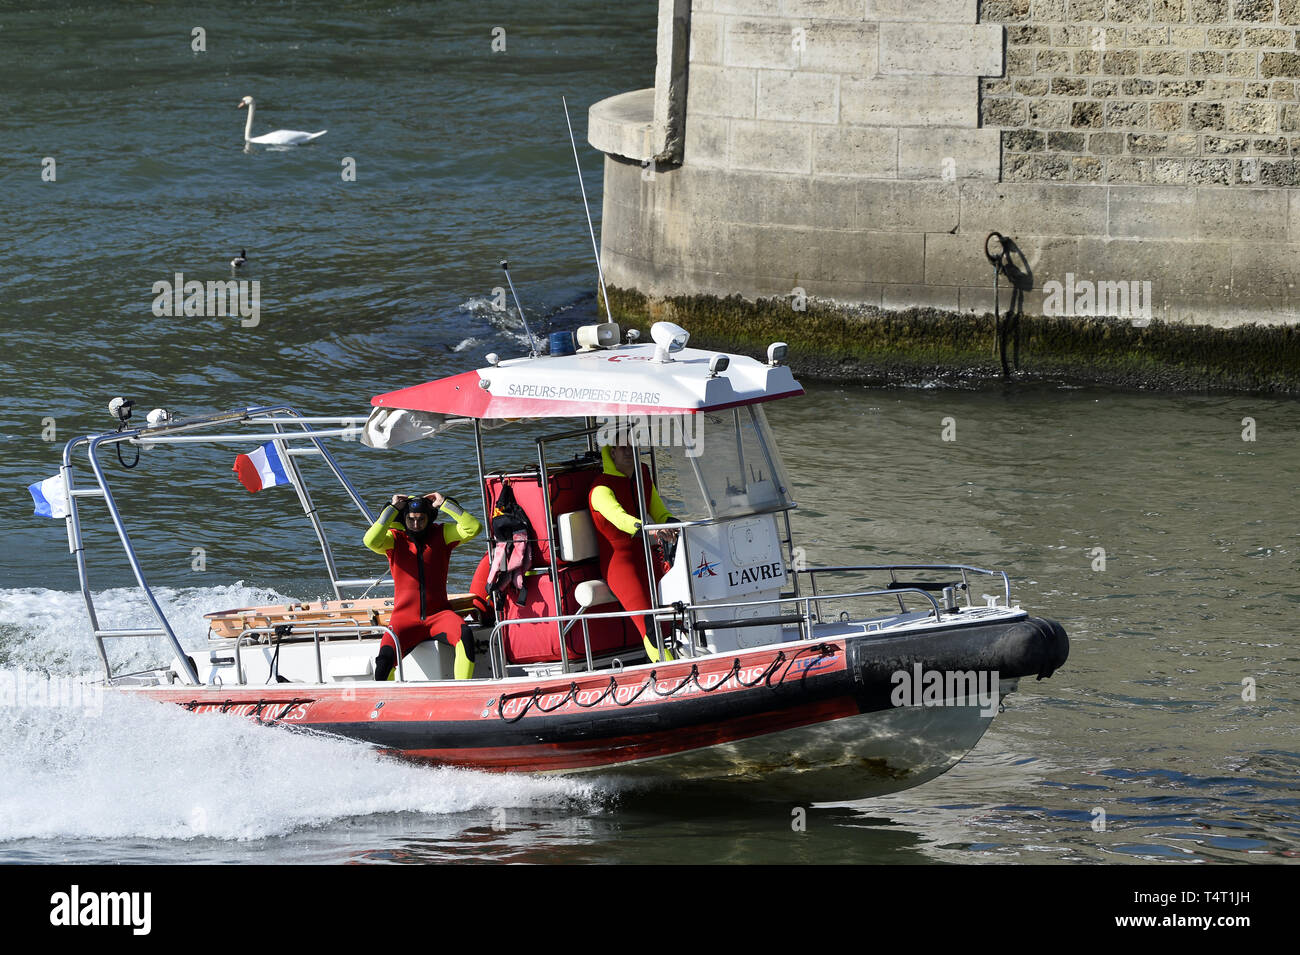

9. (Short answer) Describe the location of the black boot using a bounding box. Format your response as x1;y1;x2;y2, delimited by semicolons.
374;645;396;682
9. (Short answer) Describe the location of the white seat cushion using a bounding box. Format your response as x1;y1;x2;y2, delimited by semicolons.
574;579;614;608
558;510;600;562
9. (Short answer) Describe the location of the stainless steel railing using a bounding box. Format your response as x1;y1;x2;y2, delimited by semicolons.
484;584;947;679
226;624;402;685
797;564;1011;621
59;405;376;686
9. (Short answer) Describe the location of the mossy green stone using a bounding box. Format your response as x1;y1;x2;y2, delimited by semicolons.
603;287;1300;393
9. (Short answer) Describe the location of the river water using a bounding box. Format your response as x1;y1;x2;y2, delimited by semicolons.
1;1;1297;866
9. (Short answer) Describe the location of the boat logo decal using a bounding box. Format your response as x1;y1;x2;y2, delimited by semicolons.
693;553;719;578
726;561;783;588
792;655;835;675
184;699;311;723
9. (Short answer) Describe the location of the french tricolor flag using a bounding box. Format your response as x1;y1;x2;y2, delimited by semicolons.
28;475;70;519
233;441;291;493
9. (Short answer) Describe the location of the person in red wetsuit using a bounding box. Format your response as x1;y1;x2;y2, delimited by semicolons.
364;492;482;680
588;441;680;662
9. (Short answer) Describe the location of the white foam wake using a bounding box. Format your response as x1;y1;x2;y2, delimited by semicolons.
0;583;287;675
0;689;603;842
0;586;607;842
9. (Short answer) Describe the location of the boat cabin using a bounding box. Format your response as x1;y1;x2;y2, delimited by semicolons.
58;322;1013;689
366;322;807;677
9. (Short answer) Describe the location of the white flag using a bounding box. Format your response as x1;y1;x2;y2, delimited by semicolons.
28;475;69;519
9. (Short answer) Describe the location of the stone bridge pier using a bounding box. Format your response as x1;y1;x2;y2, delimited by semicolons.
587;1;1300;389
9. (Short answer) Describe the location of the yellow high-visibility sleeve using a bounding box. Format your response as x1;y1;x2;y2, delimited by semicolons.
591;485;641;535
440;500;482;545
591;485;673;536
363;505;403;555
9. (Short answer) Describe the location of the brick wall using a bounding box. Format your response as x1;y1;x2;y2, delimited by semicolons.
592;0;1300;327
982;0;1300;185
686;0;1005;180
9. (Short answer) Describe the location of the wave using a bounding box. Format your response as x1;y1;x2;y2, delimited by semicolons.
0;583;289;675
0;691;605;843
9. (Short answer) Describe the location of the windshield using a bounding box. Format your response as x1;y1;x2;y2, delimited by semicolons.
646;404;793;521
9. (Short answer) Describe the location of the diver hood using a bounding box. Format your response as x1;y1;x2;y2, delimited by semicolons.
403;497;438;542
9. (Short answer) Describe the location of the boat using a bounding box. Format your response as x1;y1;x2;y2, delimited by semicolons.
52;321;1068;801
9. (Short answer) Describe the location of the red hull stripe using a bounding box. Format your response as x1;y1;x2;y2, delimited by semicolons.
134;646;850;770
139;649;851;774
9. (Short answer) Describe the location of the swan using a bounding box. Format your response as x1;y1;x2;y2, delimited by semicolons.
238;96;326;146
231;249;247;269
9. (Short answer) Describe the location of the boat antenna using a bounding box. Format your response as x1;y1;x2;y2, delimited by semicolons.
500;259;539;357
562;95;614;324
